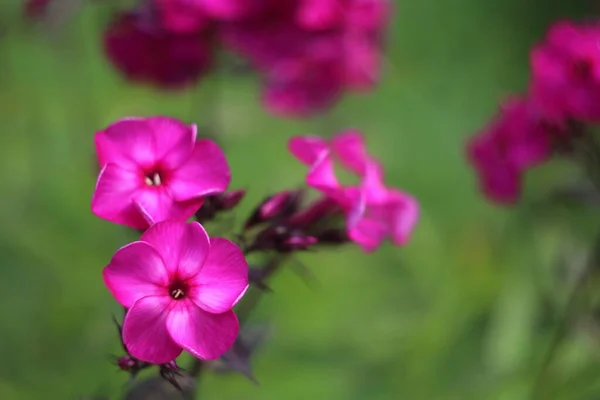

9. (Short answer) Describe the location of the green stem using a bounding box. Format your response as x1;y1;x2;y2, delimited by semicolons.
531;230;600;399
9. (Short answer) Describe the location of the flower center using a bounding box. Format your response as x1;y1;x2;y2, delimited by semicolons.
144;172;162;187
572;58;593;81
169;281;188;300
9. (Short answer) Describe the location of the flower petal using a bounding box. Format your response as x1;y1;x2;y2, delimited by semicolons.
331;129;370;175
103;241;169;307
91;163;148;229
133;187;203;226
141;221;210;280
145;117;197;170
189;238;249;314
288;135;329;165
306;152;340;194
123;296;182;364
168;139;231;201
347;206;388;253
388;191;420;246
166;302;239;360
95;118;156;169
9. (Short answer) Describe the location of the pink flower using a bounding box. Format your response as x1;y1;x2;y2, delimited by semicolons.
262;48;345;117
103;220;249;363
530;20;600;122
103;10;214;89
466;97;561;204
155;0;212;34
296;0;343;31
198;0;266;20
222;0;389;117
289;130;419;252
92;116;231;229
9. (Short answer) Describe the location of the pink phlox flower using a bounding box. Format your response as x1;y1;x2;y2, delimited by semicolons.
289;130;419;251
155;0;212;34
92;116;231;229
103;10;214;89
222;0;389;116
466;96;560;204
156;0;268;30
345;161;419;252
296;0;344;31
103;221;249;363
530;20;600;122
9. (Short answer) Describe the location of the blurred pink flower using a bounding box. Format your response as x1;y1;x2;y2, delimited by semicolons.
103;221;248;363
103;10;214;89
466;97;561;204
289;130;419;251
155;0;212;34
92;116;230;229
531;20;600;122
156;0;270;28
222;0;390;117
296;0;343;31
198;0;267;20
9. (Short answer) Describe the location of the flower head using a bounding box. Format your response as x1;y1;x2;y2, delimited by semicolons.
466;96;562;204
103;221;249;363
530;20;600;122
222;0;390;117
92;116;231;229
289;130;419;252
155;0;212;34
103;9;214;89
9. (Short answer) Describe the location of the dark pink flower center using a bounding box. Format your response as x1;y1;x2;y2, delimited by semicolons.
168;280;189;300
571;58;593;81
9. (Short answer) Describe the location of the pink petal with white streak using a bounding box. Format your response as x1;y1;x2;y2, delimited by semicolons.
168;139;231;201
123;296;182;364
166;301;239;360
141;221;210;280
91;163;147;229
190;238;248;314
103;241;169;307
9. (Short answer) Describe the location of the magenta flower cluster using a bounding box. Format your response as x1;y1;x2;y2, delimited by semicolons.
91;116;419;370
102;0;391;117
467;20;600;204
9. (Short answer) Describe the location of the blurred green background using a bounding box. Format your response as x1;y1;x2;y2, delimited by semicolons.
1;0;600;399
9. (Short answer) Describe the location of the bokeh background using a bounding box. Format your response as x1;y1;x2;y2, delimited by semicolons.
1;0;600;399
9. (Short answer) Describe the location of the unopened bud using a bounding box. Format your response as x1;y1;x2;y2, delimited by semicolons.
247;224;316;254
196;189;246;222
117;356;137;372
161;360;180;371
245;190;302;229
289;197;341;229
281;234;318;252
217;189;246;210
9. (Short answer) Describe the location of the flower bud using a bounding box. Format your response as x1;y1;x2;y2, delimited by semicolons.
245;190;302;229
217;189;246;210
288;196;341;229
195;189;246;222
281;234;318;252
159;360;184;391
117;356;138;372
248;224;317;253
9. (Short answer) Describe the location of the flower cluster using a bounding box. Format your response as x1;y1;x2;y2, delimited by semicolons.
466;20;600;204
99;0;391;117
91;116;418;385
